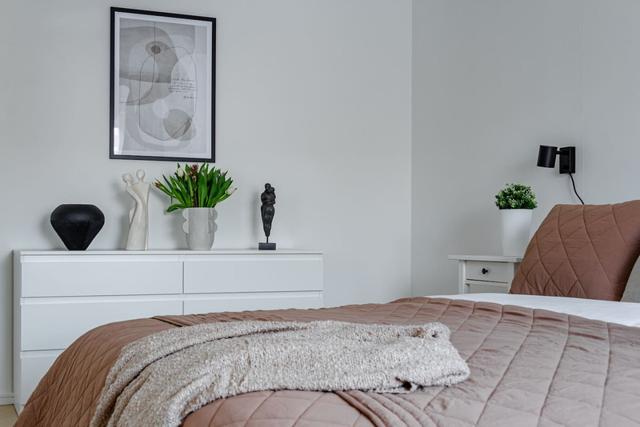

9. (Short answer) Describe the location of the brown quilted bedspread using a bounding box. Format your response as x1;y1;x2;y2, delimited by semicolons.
16;297;640;426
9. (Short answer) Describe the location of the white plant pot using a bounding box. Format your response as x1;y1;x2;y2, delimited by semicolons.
182;208;218;250
500;209;533;256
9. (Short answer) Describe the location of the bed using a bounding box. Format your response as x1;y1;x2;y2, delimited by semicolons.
15;202;640;426
15;294;640;426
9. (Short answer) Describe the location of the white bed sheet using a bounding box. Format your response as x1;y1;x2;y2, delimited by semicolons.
431;293;640;327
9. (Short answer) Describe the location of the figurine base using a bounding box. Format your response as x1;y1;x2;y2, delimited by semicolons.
259;242;276;250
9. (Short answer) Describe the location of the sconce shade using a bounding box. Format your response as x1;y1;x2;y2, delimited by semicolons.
535;144;582;203
537;145;557;168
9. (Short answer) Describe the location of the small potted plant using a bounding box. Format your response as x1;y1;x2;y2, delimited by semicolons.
155;164;236;250
495;183;537;256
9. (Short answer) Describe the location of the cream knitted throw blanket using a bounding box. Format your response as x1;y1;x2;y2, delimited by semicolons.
91;320;469;427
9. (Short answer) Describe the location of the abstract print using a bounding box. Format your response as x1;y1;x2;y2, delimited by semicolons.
111;10;214;161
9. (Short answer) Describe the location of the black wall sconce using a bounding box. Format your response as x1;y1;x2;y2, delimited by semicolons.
537;145;584;204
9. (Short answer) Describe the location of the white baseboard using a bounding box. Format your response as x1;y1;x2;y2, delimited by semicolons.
0;393;14;405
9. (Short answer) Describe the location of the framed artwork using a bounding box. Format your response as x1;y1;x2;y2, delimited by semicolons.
110;7;215;162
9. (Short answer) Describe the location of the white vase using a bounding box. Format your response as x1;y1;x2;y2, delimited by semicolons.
182;208;218;250
500;209;533;256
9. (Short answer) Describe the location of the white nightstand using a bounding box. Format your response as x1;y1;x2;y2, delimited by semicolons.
448;255;522;294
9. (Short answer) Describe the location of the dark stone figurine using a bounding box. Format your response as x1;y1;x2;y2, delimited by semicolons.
50;204;105;250
259;183;276;250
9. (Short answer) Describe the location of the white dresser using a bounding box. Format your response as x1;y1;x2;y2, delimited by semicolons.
13;250;323;411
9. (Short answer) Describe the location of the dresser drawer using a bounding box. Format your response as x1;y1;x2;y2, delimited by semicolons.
16;351;62;405
184;256;323;294
21;259;182;297
466;261;513;283
20;299;182;351
184;292;323;314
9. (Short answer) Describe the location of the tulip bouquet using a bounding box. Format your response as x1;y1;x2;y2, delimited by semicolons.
155;164;236;213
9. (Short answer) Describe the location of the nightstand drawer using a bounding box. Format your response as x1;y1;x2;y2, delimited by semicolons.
466;261;513;283
466;282;510;294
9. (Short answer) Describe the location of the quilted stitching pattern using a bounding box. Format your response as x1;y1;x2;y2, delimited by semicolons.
16;298;640;427
510;201;640;301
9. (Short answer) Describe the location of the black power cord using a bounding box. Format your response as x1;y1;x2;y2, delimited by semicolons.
568;173;585;205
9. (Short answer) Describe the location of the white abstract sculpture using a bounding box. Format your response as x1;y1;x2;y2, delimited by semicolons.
123;170;150;250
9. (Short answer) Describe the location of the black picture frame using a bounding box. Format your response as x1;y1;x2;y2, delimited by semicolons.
109;7;216;162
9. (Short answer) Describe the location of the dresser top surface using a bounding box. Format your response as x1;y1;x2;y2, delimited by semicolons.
16;249;322;257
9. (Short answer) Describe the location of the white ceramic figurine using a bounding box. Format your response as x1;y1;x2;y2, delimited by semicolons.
123;170;150;250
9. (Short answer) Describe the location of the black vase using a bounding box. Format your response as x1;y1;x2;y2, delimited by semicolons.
50;204;105;250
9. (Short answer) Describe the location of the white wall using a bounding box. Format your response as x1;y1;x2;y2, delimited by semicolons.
0;0;412;399
412;0;640;297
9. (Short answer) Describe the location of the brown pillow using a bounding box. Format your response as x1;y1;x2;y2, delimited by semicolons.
510;200;640;301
